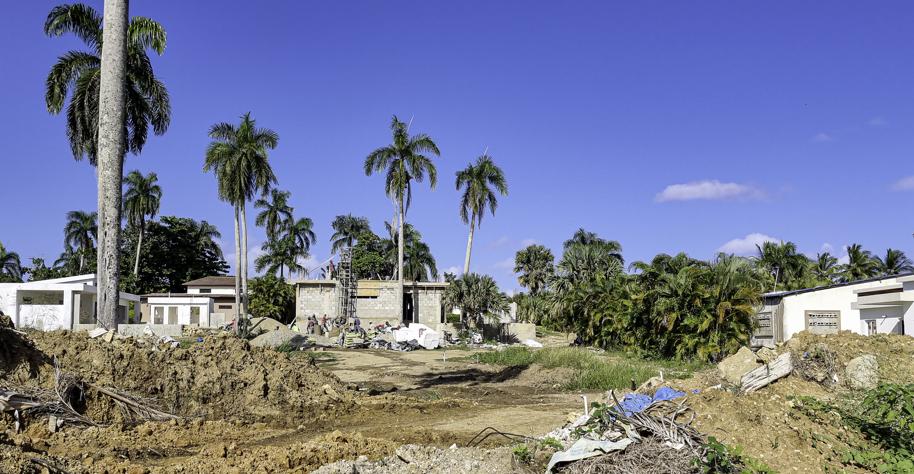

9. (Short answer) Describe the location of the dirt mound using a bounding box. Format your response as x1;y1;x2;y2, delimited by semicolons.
313;444;515;474
3;329;353;424
786;330;914;384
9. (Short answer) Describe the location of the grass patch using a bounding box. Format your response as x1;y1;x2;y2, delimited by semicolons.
475;346;706;391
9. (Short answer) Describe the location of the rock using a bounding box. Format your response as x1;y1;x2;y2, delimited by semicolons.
718;346;761;386
756;347;778;363
846;354;879;389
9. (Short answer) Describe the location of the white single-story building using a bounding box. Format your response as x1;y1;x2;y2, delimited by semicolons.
753;273;914;346
140;276;237;328
0;274;139;331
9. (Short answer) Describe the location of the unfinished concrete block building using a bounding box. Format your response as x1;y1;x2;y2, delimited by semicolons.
293;279;447;327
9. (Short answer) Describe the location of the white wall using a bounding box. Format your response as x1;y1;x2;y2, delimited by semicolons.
781;278;899;340
148;297;213;327
188;287;234;295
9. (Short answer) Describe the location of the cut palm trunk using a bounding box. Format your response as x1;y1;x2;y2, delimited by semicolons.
741;352;793;393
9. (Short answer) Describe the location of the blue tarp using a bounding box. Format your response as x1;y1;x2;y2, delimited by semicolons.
614;386;687;416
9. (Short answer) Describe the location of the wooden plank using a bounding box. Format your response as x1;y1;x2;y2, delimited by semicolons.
741;352;793;393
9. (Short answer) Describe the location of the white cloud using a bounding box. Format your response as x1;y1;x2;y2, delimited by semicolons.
868;116;887;127
891;176;914;191
493;258;514;271
520;238;538;247
717;233;780;256
656;180;762;202
811;132;833;143
443;266;461;276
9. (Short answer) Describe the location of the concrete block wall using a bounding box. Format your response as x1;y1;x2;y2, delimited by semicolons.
296;284;338;321
414;287;445;326
356;284;401;324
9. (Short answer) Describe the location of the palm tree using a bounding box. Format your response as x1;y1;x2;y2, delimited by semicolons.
442;273;510;327
204;112;278;329
330;214;371;254
563;228;624;265
812;252;839;284
285;217;316;277
190;220;223;259
45;3;170;328
842;243;879;282
514;244;554;295
123;170;161;276
754;241;810;291
64;210;97;272
255;189;293;240
876;248;914;276
255;238;303;279
456;154;508;274
44;3;171;163
0;242;23;282
365;116;440;317
382;221;436;282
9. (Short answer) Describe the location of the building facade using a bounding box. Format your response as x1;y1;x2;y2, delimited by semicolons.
294;279;447;326
140;276;238;328
753;274;913;346
0;274;139;331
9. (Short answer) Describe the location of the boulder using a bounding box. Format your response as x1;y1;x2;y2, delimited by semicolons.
718;346;761;386
846;354;879;390
755;347;779;364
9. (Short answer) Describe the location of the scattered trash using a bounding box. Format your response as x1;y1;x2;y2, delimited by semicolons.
87;327;108;339
546;437;634;473
522;339;543;348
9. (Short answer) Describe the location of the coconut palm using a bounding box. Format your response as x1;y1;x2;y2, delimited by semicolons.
255;238;303;279
876;248;914;276
44;3;171;163
365;116;440;317
0;242;23;282
442;273;510;326
329;214;371;254
382;221;436;282
190;220;223;259
811;252;839;284
514;244;554;295
254;189;293;240
204;113;279;328
123;170;161;276
841;243;879;282
754;241;810;291
456;154;508;274
285;217;316;277
63;210;97;272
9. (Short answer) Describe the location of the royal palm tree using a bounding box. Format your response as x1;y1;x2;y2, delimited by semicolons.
876;248;914;276
0;242;23;282
255;238;303;279
204;113;278;328
63;210;97;272
812;252;839;284
44;3;170;163
329;214;371;254
365;116;440;316
123;170;161;276
842;243;878;282
514;244;554;295
285;217;316;277
254;189;293;240
456;154;508;274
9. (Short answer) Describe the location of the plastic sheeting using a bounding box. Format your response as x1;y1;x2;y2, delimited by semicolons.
545;437;634;473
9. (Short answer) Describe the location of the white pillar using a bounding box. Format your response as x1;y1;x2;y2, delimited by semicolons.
62;289;74;329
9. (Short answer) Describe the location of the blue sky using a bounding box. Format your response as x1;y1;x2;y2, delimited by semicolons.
1;1;913;291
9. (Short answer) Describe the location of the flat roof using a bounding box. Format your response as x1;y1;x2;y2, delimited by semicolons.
763;272;914;299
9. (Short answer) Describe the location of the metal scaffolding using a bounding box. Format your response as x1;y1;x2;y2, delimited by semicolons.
337;248;357;322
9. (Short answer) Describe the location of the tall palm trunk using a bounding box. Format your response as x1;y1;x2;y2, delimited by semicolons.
133;218;144;276
95;0;129;330
233;206;241;333
398;196;405;321
463;218;476;275
240;203;249;325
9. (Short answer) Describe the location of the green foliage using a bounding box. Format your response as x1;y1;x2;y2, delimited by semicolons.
120;216;228;294
330;214;371;254
248;275;295;324
794;384;914;473
351;230;391;280
514;244;555;296
511;444;532;464
696;437;773;473
475;346;705;391
23;258;65;282
0;242;23;282
443;273;509;326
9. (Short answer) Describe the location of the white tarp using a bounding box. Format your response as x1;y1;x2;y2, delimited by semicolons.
546;438;633;473
393;323;440;349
